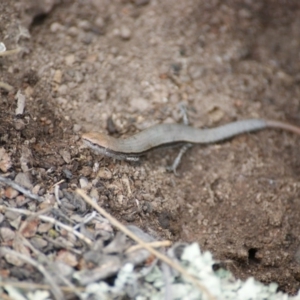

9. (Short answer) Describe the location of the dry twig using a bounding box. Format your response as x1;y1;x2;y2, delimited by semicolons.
0;280;85;293
126;240;172;253
0;48;21;56
0;175;43;202
0;81;14;92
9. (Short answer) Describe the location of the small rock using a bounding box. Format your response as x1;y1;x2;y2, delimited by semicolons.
38;222;53;233
16;195;26;206
15;172;33;189
73;124;82;132
5;210;20;221
56;97;67;106
65;54;76;66
95;17;105;31
52;261;74;278
32;184;40;195
130;97;150;111
50;22;64;33
56;250;78;267
208;107;225;123
63;168;73;179
9;215;22;230
96;88;107;101
142;193;153;201
188;65;204;80
59;149;71;164
58;84;68;95
0;148;11;172
20;146;33;172
80;32;93;44
30;237;48;249
5;187;19;199
90;188;99;201
120;26;132;40
0;227;15;242
75;71;84;83
78;20;91;31
68;26;79;37
24;86;33;97
21;219;38;238
80;166;92;177
110;47;119;55
53;69;62;85
4;253;24;267
79;177;89;188
0;42;6;52
97;167;112;180
117;194;123;205
14;119;26;131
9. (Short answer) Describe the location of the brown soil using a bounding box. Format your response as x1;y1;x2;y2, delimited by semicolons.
1;0;300;295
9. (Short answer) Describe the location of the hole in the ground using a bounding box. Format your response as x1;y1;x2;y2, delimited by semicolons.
248;248;260;263
31;13;48;27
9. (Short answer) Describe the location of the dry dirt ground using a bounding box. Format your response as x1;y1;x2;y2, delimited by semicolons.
1;0;300;296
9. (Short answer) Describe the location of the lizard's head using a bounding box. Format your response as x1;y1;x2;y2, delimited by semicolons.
81;132;139;161
82;132;118;150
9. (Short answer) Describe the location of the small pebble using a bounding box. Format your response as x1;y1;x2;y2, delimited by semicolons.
142;193;153;201
95;17;105;30
32;184;41;195
68;26;79;37
53;261;74;277
4;210;20;221
96;88;107;101
75;71;84;83
110;47;119;55
65;54;76;66
79;177;89;188
50;22;64;33
58;84;68;95
0;227;15;242
14;119;25;131
78;20;91;31
16;195;27;206
73;124;82;133
53;69;62;85
0;42;6;52
30;237;48;249
9;216;21;230
5;187;19;199
59;149;71;164
97;167;112;180
80;33;93;44
90;188;99;201
129;97;150;111
63;168;73;179
38;222;53;233
15;172;33;189
188;65;204;80
80;166;93;177
120;26;132;40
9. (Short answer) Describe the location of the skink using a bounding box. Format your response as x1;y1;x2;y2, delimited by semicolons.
82;119;300;161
